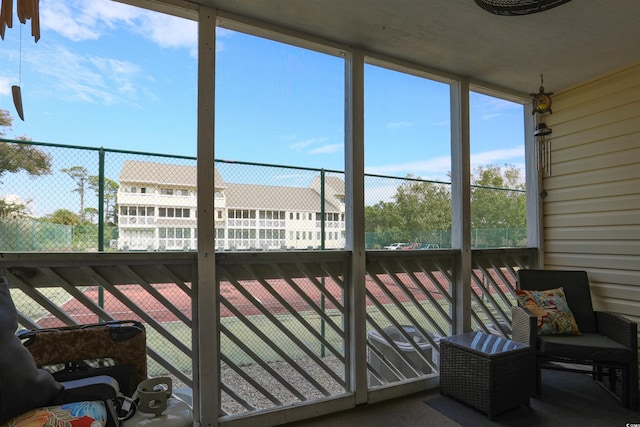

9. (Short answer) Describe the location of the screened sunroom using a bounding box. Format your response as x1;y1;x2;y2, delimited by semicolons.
1;1;639;426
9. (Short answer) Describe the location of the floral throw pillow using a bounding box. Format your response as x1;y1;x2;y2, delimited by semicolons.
0;401;107;427
515;287;581;335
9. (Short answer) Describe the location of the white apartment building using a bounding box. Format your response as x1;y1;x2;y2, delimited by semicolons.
116;160;345;251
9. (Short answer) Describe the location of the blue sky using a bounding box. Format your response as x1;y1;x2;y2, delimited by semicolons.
1;0;525;215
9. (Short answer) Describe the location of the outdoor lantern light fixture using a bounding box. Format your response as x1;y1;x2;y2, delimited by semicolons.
474;0;573;16
531;74;553;115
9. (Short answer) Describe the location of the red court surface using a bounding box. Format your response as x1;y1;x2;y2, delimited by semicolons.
37;270;510;328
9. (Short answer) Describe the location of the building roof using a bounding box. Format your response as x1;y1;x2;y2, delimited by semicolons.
119;160;225;188
225;182;340;212
324;176;345;195
118;160;342;212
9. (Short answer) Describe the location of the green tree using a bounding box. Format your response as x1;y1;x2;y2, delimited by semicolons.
365;177;452;247
365;200;400;232
84;207;99;223
364;165;526;248
48;209;80;225
1;110;52;220
61;166;89;221
365;201;403;248
1;110;52;183
45;209;97;250
471;164;526;247
88;175;120;225
72;221;98;251
0;198;29;218
394;177;452;235
0;109;10;130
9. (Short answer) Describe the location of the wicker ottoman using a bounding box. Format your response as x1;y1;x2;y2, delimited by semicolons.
440;331;534;418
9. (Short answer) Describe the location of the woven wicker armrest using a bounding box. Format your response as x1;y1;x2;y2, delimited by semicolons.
511;306;536;346
595;311;638;349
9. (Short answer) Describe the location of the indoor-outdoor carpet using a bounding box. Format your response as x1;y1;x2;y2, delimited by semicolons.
425;369;639;427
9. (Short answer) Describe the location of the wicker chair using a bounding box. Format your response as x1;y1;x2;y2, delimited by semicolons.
511;269;638;410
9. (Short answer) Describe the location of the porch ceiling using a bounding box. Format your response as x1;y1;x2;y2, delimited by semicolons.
174;0;640;97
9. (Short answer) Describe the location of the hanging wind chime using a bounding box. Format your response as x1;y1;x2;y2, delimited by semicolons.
531;74;553;178
0;0;41;121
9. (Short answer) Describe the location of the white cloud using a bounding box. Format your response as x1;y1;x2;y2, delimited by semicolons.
0;77;12;96
214;28;235;54
365;145;524;178
475;96;522;121
364;184;398;205
40;0;197;53
80;0;139;27
290;137;345;156
431;119;450;127
135;12;197;52
365;155;451;177
28;44;141;106
481;113;501;120
28;1;196;107
290;137;325;150
88;56;141;96
40;1;101;41
470;146;524;167
289;137;342;155
309;143;342;154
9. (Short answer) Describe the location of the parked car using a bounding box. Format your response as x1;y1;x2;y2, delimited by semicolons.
383;242;410;250
402;243;421;250
419;243;440;249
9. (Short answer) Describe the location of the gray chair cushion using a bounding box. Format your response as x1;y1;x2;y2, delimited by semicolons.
0;276;64;424
538;333;634;364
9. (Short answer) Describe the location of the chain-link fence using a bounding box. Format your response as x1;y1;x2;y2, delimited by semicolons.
1;139;526;253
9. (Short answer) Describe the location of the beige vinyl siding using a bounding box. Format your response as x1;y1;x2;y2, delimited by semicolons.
542;62;640;322
542;63;640;388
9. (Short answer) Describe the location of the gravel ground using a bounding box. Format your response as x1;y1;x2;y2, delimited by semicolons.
221;356;345;415
165;356;346;415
